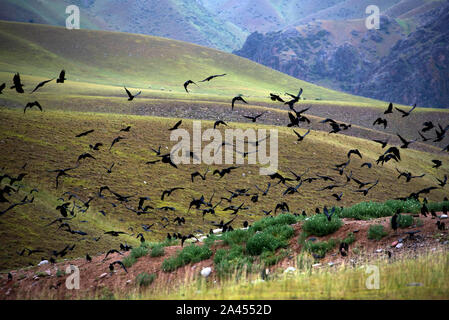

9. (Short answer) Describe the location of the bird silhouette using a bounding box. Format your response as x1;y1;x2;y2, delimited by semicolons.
293;129;310;141
231;96;247;110
384;102;393;114
269;93;285;103
183;80;197;93
109;136;125;150
24;101;42;113
199;74;226;82
168;120;182;131
75;129;94;138
31;78;54;93
395;104;416;117
213;120;227;129
243;112;266;122
11;73;25;93
213;166;238;179
373;118;387;129
124;87;141;100
56;70;67;83
161;187;184;200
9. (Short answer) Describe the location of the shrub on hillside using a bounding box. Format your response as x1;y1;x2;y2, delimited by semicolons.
302;214;342;236
368;224;388;240
162;244;212;272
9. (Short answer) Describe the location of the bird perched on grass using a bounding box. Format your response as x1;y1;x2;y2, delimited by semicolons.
391;211;399;232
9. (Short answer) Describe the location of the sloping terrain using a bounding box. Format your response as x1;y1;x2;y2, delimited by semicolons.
0;0;248;52
0;108;448;271
234;1;449;109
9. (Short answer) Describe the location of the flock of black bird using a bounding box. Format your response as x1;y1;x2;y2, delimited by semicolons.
0;69;448;278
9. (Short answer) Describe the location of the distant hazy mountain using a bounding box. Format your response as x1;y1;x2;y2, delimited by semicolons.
234;0;449;108
2;0;448;107
0;0;248;51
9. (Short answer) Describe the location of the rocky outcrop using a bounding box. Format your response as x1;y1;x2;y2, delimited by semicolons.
234;5;449;108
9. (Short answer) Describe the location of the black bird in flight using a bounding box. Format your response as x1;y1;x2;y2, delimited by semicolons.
283;181;303;196
159;153;178;168
191;167;209;182
75;129;94;138
161;187;184;200
120;126;131;132
109;136;125;150
243;112;266;122
168;120;182;131
103;163;115;173
274;202;289;214
268;172;294;185
287;112;300;127
293;129;310;142
184;80;197;93
103;249;123;261
24;101;42;113
422;121;434;132
48;165;79;188
0;82;5;94
151;145;162;155
77;152;96;162
213;166;238;179
436;175;447;187
361;162;372;168
31;78;54;93
418;131;431;142
372;138;389;148
124;86;141;101
89;142;103;150
11;73;25;93
347;149;362;159
395;104;416;117
353;180;379;196
255;182;271;196
433;124;449;142
373;118;387;129
213;120;227;129
104;231;127;237
397;133;416;149
231;96;248;110
56;70;67;83
431;160;442;168
396;169;425;182
199;74;226;82
351;177;375;189
137;196;151;210
284;88;303;109
269;93;285;103
332;192;343;201
384;102;393;114
109;260;128;273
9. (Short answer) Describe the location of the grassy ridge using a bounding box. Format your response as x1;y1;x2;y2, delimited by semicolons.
0;20;380;103
0;108;448;270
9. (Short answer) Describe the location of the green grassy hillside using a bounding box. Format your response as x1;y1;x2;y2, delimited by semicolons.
0;108;447;270
0;20;380;104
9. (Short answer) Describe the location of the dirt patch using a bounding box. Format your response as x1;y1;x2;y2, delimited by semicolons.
1;213;447;299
